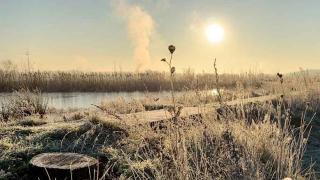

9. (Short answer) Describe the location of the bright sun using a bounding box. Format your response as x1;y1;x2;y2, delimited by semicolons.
205;24;224;43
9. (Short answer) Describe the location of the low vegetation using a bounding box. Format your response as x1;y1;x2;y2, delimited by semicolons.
0;88;317;179
0;89;48;121
0;47;319;179
0;63;275;92
0;86;318;179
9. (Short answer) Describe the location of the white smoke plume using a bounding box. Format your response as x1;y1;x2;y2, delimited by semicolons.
112;0;154;71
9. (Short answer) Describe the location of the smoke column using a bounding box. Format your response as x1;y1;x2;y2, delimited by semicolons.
112;0;154;71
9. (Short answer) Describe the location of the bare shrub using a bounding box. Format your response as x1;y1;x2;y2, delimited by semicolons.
0;89;48;121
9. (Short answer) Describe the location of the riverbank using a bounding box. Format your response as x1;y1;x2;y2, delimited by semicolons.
0;88;318;179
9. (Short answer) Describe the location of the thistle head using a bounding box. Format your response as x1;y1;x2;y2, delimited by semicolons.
171;67;175;74
168;45;176;54
161;58;167;62
277;72;283;79
277;73;284;84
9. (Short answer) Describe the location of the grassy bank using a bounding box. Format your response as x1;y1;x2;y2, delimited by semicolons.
0;88;318;179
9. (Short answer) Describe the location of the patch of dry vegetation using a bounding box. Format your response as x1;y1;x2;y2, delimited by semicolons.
0;89;48;121
0;63;272;92
94;100;315;180
0;50;319;179
0;89;317;179
99;98;145;114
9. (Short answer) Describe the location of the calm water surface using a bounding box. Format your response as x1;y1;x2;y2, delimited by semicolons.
0;90;217;109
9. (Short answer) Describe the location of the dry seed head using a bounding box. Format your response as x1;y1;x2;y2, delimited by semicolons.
168;45;175;54
161;58;166;62
277;72;284;83
277;72;283;79
171;67;175;74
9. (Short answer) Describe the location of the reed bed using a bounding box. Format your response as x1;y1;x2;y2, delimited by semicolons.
0;69;272;92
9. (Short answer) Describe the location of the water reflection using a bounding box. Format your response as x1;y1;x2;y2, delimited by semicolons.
0;91;213;109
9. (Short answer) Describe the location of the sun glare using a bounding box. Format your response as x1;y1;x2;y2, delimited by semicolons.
205;24;224;43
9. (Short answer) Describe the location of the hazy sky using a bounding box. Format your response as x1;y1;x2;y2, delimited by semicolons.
1;0;320;73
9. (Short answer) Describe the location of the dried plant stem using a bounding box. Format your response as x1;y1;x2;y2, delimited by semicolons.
169;53;176;110
214;58;223;105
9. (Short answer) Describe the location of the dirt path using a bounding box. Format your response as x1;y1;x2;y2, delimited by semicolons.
119;93;285;125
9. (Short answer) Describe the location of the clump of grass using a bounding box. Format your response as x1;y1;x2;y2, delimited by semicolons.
99;97;145;114
227;115;311;179
0;105;11;121
88;114;126;132
131;108;313;179
16;118;47;127
0;89;48;121
63;112;86;121
99;146;159;179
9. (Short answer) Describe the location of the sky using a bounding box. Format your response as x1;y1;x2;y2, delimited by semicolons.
0;0;320;73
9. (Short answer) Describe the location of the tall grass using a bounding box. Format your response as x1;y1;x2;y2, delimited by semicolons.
95;97;315;179
0;88;317;179
0;56;318;179
92;46;316;179
0;89;48;121
0;68;272;92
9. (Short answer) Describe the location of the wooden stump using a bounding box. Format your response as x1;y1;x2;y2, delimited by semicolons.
29;152;98;180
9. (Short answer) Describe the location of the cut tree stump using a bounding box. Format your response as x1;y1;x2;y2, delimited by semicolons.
29;152;98;180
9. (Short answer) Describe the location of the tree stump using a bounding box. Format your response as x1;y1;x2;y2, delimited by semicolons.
29;152;98;180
